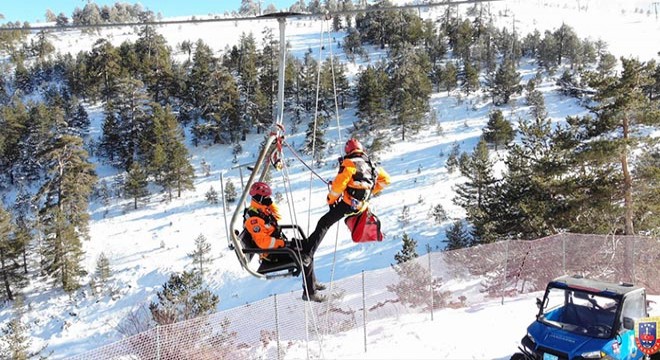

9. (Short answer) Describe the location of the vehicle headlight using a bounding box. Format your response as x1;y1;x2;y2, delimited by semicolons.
580;350;605;359
527;332;535;344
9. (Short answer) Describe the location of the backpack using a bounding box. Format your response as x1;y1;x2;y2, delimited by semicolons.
344;207;383;243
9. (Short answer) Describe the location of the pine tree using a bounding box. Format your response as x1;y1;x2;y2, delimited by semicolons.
633;149;660;234
462;61;480;95
188;234;213;278
526;82;547;120
0;316;31;359
134;25;173;103
149;271;219;326
69;103;90;133
537;30;559;71
149;105;195;199
95;252;111;284
299;50;319;113
224;180;237;203
302;114;328;161
453;139;497;244
343;27;366;62
259;27;278;125
582;58;659;235
35;135;96;292
482;110;515;151
429;204;448;225
445;220;471;250
124;161;149;209
186;40;215;120
451;19;474;63
491;115;564;240
442;62;458;95
489;58;522;105
387;46;432;140
0;99;29;183
446;143;460;174
394;232;418;264
356;64;389;135
238;32;263;134
239;0;260;15
87;38;121;103
0;205;19;301
206;65;241;144
205;186;219;205
99;101;121;164
112;77;151;170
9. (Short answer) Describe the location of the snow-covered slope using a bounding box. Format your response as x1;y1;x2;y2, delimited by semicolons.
1;1;659;358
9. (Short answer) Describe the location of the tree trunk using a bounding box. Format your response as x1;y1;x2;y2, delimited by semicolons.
0;249;14;301
621;114;634;235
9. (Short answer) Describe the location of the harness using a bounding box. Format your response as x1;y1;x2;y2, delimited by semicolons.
343;153;378;203
244;207;278;228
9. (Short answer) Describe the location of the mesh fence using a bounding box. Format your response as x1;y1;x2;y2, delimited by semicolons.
67;233;660;360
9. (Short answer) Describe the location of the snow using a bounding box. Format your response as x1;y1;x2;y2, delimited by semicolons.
1;0;659;359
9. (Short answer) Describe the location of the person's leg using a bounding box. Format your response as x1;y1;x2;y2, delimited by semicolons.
301;260;326;302
302;261;315;296
304;201;353;256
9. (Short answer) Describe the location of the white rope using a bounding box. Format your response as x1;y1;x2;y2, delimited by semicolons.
322;19;345;339
301;18;329;359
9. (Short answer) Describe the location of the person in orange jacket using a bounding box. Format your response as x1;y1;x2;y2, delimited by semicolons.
300;138;391;300
243;181;286;260
244;182;326;302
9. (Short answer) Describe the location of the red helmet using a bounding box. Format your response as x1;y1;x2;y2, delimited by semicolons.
344;138;364;155
249;182;272;197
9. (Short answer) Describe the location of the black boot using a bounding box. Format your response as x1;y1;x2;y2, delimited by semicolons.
302;292;327;302
314;282;327;291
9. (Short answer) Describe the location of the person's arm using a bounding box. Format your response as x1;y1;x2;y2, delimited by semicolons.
327;159;356;204
372;166;391;195
245;217;285;249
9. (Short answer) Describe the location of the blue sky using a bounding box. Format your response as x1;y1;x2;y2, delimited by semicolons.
1;1;296;23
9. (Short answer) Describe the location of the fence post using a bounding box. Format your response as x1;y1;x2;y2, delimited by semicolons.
362;271;367;354
156;326;160;360
274;294;281;360
428;251;434;321
501;240;509;305
562;234;566;274
631;236;636;283
220;172;231;249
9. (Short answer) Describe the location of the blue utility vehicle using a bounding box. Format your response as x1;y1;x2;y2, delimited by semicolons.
514;275;649;360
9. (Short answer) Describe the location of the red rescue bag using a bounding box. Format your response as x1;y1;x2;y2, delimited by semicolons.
344;208;383;243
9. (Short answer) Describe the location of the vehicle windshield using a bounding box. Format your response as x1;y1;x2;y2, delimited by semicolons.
538;287;619;339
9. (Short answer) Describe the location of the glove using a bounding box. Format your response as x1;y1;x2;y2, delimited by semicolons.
327;192;340;205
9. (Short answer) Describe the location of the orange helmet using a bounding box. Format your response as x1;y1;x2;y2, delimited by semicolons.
249;182;272;197
344;138;364;155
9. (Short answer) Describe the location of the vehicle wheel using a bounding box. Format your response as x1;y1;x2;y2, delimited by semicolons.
510;353;527;360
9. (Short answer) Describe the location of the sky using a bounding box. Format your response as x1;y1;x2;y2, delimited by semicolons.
1;0;660;358
0;0;297;23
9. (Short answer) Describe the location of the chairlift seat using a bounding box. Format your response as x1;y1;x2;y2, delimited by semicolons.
236;228;303;277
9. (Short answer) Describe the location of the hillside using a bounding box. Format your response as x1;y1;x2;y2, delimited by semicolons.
0;0;659;358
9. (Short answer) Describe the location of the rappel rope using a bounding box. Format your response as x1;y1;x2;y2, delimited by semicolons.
322;16;344;340
269;15;347;358
269;127;325;360
281;140;329;185
304;17;330;359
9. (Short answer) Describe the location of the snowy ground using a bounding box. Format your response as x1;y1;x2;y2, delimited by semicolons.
1;0;659;358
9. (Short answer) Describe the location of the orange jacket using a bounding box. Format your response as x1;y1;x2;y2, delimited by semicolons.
244;200;285;252
327;153;391;211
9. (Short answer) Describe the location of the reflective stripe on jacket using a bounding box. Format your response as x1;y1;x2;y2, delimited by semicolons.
244;200;285;251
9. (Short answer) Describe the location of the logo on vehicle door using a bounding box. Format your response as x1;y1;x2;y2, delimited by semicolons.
635;317;660;355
